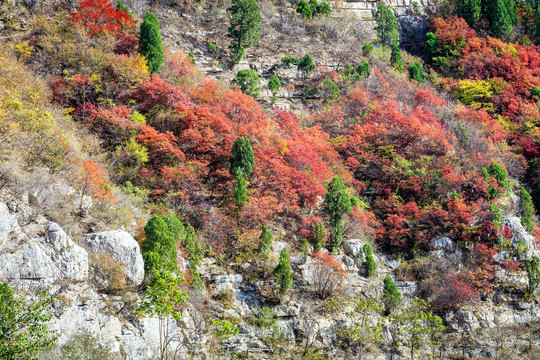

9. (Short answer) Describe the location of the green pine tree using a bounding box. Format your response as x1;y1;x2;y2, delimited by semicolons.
490;0;513;39
161;214;185;242
233;173;249;211
363;244;376;277
298;53;317;79
488;161;509;192
525;255;540;299
424;32;439;63
143;216;178;273
325;176;352;252
139;11;164;73
456;0;482;25
383;275;401;314
521;187;536;233
375;4;400;47
184;223;205;266
258;225;274;259
274;248;292;296
230;136;255;179
313;222;326;252
268;75;281;102
227;0;263;63
390;44;404;72
297;0;313;18
490;201;503;229
233;69;261;98
408;60;424;83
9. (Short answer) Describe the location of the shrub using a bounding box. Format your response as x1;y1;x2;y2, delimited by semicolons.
424;32;439;62
258;225;274;258
116;0;131;18
488;161;508;192
57;329;115;360
323;76;340;99
142;215;178;272
311;250;345;299
213;289;235;309
298;54;316;78
183;223;205;266
363;244;376;277
316;1;332;15
356;59;370;78
268;75;281;101
521;187;536;233
525;256;540;299
300;238;310;260
282;56;301;68
139;11;163;73
408;60;424;83
208;42;217;54
431;273;480;313
274;248;292;296
383;275;401;314
362;43;374;56
313;222;326;252
297;0;313;19
390;45;403;71
71;0;135;36
233;69;261;98
490;202;503;229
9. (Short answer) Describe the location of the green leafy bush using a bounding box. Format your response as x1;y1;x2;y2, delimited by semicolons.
363;243;376;277
383;275;401;314
274;249;292;296
282;56;301;68
297;0;313;19
362;43;374;56
268;75;281;101
258;225;274;258
521;187;536;233
390;44;403;71
408;60;424;83
299;54;316;78
313;222;326;252
233;69;261;98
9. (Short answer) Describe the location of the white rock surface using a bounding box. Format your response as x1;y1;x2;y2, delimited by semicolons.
343;239;364;258
83;230;145;286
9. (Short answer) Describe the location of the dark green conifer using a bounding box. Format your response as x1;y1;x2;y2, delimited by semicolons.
274;249;292;296
258;225;274;259
383;275;401;314
227;0;262;63
139;11;164;73
230;136;255;179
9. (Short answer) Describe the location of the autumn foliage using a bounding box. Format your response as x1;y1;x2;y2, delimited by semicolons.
71;0;135;36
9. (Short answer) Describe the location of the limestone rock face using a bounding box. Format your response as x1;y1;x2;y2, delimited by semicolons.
0;217;88;287
0;202;20;244
503;216;540;259
343;239;364;259
82;230;145;287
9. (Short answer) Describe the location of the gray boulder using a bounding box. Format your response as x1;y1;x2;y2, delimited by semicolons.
343;239;364;258
83;230;145;287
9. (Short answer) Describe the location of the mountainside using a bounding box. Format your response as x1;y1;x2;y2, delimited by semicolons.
2;0;540;359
